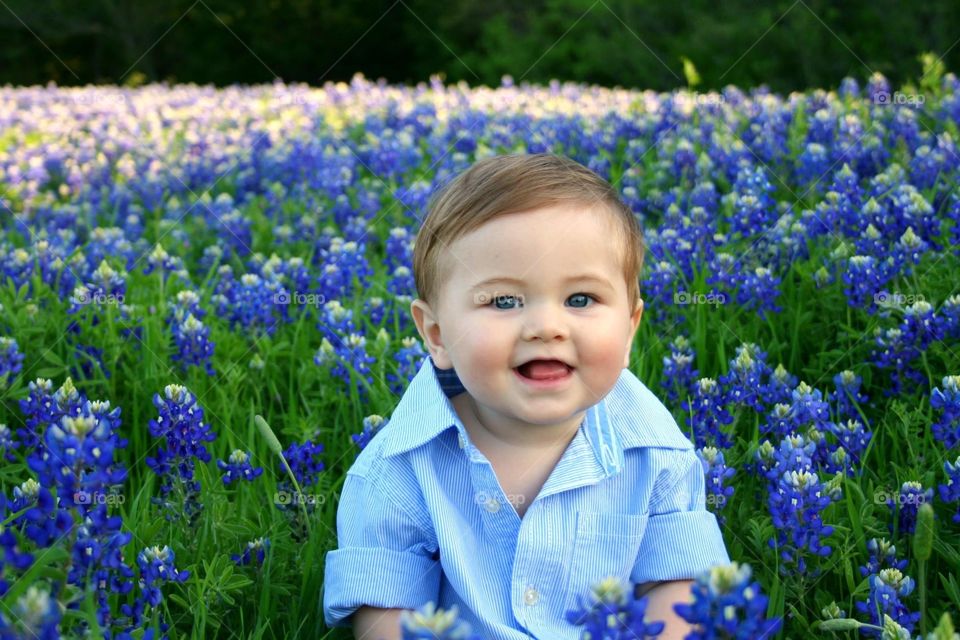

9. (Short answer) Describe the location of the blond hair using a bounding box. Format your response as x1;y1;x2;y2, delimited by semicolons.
412;153;645;311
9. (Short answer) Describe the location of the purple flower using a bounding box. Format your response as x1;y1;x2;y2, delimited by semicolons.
217;450;264;485
661;335;699;404
0;337;25;391
930;375;960;449
939;456;960;523
231;537;270;567
171;314;216;376
682;378;734;449
352;415;388;452
829;370;869;421
697;447;735;526
673;562;782;639
768;468;836;575
887;481;933;535
565;577;665;639
855;568;919;636
399;602;483;640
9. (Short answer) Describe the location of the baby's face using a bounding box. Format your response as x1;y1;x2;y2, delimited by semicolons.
412;203;643;431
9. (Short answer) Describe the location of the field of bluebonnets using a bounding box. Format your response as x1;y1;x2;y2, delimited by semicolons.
1;62;960;639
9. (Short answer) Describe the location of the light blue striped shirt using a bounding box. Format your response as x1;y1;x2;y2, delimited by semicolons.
324;356;729;638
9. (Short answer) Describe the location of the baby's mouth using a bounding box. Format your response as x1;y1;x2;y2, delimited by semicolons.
515;359;574;381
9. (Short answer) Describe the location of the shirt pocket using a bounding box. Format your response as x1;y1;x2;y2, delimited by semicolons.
562;511;649;614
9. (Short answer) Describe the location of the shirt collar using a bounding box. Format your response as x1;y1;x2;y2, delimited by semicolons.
380;356;692;464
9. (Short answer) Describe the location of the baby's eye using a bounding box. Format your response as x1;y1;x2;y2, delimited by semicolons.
567;293;596;308
491;294;522;310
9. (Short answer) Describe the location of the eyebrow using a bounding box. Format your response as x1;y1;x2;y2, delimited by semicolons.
469;275;614;291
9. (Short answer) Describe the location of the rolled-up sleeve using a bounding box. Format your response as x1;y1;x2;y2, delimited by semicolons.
631;449;730;583
323;471;442;628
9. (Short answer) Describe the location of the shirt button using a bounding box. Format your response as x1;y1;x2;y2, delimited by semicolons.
483;497;501;513
523;585;540;606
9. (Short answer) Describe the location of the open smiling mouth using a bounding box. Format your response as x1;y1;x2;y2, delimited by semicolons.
514;359;574;386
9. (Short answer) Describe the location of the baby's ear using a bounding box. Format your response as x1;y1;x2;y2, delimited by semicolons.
624;298;644;368
410;298;453;369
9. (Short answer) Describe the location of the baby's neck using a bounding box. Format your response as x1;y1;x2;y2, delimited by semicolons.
451;393;583;453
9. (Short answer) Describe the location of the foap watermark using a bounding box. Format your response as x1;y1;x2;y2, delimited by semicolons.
874;291;925;306
473;291;525;307
705;493;729;508
873;488;928;506
273;291;326;308
873;91;925;107
674;291;727;307
72;288;125;306
273;490;327;507
475;491;526;508
74;490;125;506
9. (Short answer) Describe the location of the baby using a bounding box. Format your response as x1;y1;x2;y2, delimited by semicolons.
323;153;730;639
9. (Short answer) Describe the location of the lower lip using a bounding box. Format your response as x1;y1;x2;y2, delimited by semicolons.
513;366;573;390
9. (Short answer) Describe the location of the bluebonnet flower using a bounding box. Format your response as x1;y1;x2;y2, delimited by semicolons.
642;261;679;323
0;584;61;639
281;440;325;489
790;381;833;430
142;243;190;284
829;419;872;467
387;336;427;395
0;423;16;462
843;255;892;311
887;481;933;535
768;468;836;575
697;447;735;526
931;375;960;448
859;538;908;578
661;335;699;404
352;415;388;452
68;259;127;314
871;327;925;396
855;568;919;637
939;456;960;523
314;333;376;399
853;222;887;258
171;314;216;376
796;142;831;187
212;268;290;336
317;300;358;345
400;602;483;640
934;295;960;342
565;576;665;639
217;450;264;485
131;545;189;615
673;562;782;639
385;227;414;274
892;227;929;273
363;296;386;326
760;404;796;440
719;344;773;413
766;364;798;406
168;290;206;322
0;337;24;391
231;537;270;567
829;370;868;421
146;385;217;524
682;378;734;449
316;238;374;301
387;265;416;299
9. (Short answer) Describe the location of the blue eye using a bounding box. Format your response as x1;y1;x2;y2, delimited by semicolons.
567;293;596;308
491;294;522;310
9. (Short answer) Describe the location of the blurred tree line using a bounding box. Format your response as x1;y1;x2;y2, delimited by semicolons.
1;0;958;91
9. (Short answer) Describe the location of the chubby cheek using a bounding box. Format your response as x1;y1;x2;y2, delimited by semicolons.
578;330;632;383
452;321;513;391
